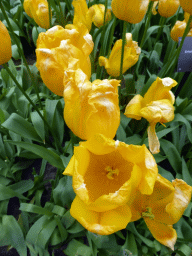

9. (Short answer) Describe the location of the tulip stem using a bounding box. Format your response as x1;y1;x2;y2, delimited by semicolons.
107;16;117;58
140;1;154;49
47;0;52;28
2;63;64;154
119;21;127;101
0;1;43;110
159;14;192;78
154;16;166;45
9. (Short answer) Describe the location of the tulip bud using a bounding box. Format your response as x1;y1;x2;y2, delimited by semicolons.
180;0;192;16
99;33;141;77
89;4;112;28
158;0;180;18
111;0;150;24
0;21;12;65
24;0;51;29
63;69;120;140
171;20;192;42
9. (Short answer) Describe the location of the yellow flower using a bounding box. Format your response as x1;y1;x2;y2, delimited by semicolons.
99;33;141;77
152;1;158;15
130;174;192;250
23;0;51;29
111;0;150;24
72;0;94;31
158;0;180;18
63;134;158;235
89;4;112;28
180;0;192;15
36;24;93;96
184;12;192;28
63;69;120;140
124;77;177;154
171;20;192;42
0;21;12;65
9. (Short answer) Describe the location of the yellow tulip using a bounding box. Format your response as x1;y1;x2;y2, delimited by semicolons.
36;25;93;96
184;12;192;28
63;134;158;235
152;1;158;15
171;20;192;42
180;0;192;15
124;77;177;154
158;0;180;18
0;21;12;65
99;33;141;77
72;0;94;32
89;4;112;28
23;0;51;29
130;174;192;250
63;69;120;140
111;0;150;24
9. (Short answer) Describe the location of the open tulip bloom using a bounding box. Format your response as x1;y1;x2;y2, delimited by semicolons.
63;134;158;235
130;174;192;250
124;77;177;154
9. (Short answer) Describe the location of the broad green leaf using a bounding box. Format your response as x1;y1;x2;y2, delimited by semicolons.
182;158;192;186
20;203;53;216
8;180;34;194
36;218;57;249
64;239;92;256
2;215;27;256
31;111;45;142
160;139;182;173
0;184;27;201
7;141;64;169
122;232;138;256
2;113;42;142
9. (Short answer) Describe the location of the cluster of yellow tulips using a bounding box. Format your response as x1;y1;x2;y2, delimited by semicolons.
1;0;192;251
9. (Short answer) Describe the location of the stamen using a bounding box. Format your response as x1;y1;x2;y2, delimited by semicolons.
105;166;119;180
142;207;155;220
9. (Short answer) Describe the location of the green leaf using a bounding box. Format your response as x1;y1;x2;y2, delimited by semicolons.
36;218;57;249
0;184;27;201
31;111;45;142
64;239;92;256
20;203;53;216
182;158;192;186
2;113;42;142
177;244;192;256
160;139;182;173
2;215;27;256
53;176;75;207
7;141;64;169
122;232;138;256
174;114;192;143
8;180;34;194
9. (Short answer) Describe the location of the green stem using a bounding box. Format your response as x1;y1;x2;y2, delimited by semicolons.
140;128;148;145
159;14;192;78
48;0;52;28
56;0;66;27
107;16;116;58
140;1;154;48
154;16;166;45
0;1;43;110
99;0;109;57
119;21;127;102
2;63;64;154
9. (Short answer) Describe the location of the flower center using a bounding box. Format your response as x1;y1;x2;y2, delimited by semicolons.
105;166;119;180
142;207;154;220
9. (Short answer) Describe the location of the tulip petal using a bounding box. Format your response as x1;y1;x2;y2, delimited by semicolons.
70;196;132;235
144;218;177;250
147;123;160;154
124;95;144;120
165;179;192;224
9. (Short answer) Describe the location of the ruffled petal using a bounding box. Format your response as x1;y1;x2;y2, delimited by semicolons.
147;123;160;154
